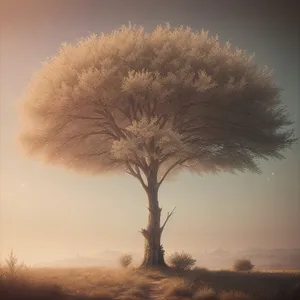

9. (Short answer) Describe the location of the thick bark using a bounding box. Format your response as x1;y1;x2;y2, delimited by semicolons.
140;169;167;267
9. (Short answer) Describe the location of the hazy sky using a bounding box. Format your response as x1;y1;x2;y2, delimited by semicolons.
0;0;299;265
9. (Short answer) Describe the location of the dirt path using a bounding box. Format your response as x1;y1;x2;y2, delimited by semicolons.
147;279;165;299
145;272;166;299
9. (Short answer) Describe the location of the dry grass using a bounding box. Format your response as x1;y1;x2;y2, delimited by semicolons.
219;290;253;300
0;266;152;299
160;277;194;298
193;287;219;300
0;265;300;300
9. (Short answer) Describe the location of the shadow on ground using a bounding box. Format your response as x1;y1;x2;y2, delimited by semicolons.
145;267;300;299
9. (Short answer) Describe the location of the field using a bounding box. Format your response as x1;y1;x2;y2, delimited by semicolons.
1;266;300;300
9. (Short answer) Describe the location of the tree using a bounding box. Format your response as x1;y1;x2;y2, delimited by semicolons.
18;24;296;267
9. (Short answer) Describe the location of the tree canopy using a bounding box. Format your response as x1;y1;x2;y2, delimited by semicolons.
19;24;296;188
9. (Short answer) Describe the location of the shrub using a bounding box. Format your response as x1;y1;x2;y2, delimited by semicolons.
2;250;30;277
233;259;254;272
5;250;18;276
167;252;196;271
119;253;133;268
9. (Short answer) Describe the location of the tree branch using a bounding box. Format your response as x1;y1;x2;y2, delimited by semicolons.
66;114;105;121
139;228;149;239
150;90;159;116
53;130;114;153
90;97;126;139
128;152;149;175
160;151;180;164
160;207;176;233
74;150;108;159
126;162;148;190
115;106;132;121
158;158;188;188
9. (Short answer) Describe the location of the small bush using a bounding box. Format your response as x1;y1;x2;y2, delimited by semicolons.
167;252;196;271
2;250;30;278
233;259;254;272
5;250;19;276
119;254;133;268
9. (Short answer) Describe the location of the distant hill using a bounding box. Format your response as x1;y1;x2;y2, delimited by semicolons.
194;248;300;270
235;248;300;270
209;248;231;257
34;250;142;268
34;248;300;270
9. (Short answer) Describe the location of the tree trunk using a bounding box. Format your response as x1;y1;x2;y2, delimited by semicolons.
140;173;167;268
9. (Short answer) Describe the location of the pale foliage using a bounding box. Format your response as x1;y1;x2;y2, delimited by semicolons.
19;24;296;185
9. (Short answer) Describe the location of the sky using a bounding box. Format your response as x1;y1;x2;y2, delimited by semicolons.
0;0;299;265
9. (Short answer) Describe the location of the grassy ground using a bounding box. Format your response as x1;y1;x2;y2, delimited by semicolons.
0;266;299;299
